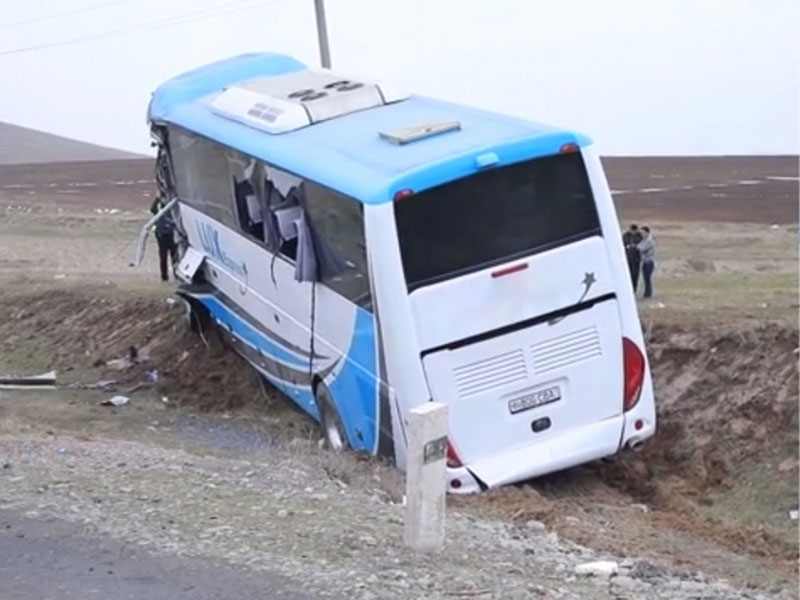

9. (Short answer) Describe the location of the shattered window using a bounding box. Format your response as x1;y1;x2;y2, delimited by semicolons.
224;150;265;243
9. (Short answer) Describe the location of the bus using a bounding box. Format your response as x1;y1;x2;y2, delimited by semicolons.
144;52;656;493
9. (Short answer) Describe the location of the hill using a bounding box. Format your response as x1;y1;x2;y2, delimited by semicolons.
0;121;144;165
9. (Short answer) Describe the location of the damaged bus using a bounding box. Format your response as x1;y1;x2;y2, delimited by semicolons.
144;52;656;493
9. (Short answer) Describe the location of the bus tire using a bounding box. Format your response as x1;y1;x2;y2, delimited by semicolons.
315;383;349;452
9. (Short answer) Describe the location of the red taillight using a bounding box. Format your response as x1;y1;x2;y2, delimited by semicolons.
394;188;414;201
623;337;645;411
446;440;462;468
559;142;579;154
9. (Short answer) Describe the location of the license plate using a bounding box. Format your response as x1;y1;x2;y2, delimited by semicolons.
508;385;561;414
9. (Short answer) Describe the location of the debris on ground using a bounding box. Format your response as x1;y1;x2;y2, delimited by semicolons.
105;358;132;371
69;379;118;391
574;561;619;577
0;370;57;389
100;395;130;407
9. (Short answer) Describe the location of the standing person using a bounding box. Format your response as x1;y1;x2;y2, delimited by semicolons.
622;224;643;292
150;194;177;282
638;226;656;299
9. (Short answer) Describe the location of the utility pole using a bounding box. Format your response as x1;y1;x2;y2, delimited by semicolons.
313;0;332;68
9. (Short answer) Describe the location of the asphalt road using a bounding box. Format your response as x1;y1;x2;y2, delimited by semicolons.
0;509;318;600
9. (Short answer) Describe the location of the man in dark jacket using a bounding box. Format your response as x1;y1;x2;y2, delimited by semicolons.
622;224;643;292
150;194;177;281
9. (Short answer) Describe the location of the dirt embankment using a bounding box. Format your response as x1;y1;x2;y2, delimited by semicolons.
0;289;265;412
1;289;797;580
628;323;798;501
597;322;798;567
1;290;797;485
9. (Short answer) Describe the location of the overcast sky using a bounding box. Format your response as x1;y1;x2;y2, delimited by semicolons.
0;0;797;156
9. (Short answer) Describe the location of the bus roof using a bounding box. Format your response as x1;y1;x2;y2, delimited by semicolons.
148;52;591;204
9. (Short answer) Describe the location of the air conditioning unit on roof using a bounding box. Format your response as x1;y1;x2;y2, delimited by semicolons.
210;68;409;134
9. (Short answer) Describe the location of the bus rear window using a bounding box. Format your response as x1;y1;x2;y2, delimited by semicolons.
394;153;601;290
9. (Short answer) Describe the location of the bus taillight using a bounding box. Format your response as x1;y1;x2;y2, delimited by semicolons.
394;188;414;201
446;440;463;468
559;142;579;154
623;337;645;411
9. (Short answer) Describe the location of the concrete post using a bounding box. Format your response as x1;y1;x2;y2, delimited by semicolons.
404;402;448;553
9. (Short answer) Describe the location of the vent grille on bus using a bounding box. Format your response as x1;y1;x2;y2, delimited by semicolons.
531;326;601;374
453;349;528;398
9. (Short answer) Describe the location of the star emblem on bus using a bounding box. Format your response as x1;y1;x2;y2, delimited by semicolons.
548;272;596;326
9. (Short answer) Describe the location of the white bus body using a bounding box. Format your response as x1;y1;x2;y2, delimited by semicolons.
147;53;656;493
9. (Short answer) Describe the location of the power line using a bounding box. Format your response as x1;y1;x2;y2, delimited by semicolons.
0;0;132;29
0;0;277;57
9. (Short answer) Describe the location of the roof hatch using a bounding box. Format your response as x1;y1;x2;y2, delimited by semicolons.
379;120;461;145
210;68;408;134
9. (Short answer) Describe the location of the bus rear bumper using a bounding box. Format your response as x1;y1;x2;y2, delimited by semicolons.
446;415;626;493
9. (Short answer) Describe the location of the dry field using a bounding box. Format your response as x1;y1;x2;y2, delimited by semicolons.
0;156;797;598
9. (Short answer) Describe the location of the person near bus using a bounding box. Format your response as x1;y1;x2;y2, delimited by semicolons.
150;194;177;281
638;226;656;298
622;224;643;292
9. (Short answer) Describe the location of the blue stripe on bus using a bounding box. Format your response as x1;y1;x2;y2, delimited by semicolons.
326;307;379;454
251;363;319;422
191;292;380;454
194;294;309;368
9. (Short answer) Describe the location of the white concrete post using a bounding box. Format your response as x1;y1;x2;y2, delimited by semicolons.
404;402;448;553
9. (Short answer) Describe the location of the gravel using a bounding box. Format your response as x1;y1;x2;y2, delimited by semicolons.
0;432;789;600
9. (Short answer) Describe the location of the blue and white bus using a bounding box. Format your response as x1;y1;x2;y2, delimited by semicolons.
145;52;656;493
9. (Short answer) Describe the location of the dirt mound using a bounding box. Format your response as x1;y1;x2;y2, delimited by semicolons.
0;289;272;413
611;322;798;503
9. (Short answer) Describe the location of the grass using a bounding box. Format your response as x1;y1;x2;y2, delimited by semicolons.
634;220;798;325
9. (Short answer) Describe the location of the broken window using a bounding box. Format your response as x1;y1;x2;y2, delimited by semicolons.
264;164;304;262
167;126;369;308
224;151;265;243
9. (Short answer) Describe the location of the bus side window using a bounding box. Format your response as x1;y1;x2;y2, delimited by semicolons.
303;183;372;310
169;128;238;229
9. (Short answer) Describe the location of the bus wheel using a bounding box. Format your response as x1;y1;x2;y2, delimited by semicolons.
315;384;349;452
